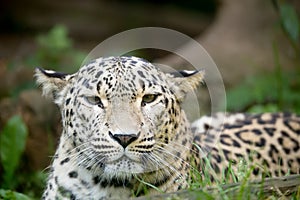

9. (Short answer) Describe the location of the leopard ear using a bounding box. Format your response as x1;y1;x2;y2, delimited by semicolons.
35;67;76;105
167;70;205;101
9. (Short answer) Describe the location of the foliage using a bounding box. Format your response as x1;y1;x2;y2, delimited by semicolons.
0;116;28;189
0;116;45;199
225;1;300;114
0;189;31;200
0;24;87;199
278;1;300;53
26;24;86;71
33;25;86;69
14;171;46;199
9;24;86;98
225;71;300;113
279;2;299;43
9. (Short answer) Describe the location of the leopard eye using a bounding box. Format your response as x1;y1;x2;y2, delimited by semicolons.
141;94;160;106
84;96;104;108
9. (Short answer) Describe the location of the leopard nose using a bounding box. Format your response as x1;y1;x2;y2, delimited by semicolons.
109;131;139;148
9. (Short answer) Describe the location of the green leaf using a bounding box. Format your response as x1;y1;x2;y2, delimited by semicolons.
0;116;28;189
0;189;32;200
37;24;72;51
279;3;299;43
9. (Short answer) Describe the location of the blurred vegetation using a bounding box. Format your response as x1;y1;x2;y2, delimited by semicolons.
0;189;31;200
26;24;86;71
0;1;299;199
7;25;86;71
226;0;300;114
9;25;86;98
1;116;28;189
0;116;35;199
0;26;86;199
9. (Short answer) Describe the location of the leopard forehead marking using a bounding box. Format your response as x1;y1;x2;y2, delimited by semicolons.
75;56;165;100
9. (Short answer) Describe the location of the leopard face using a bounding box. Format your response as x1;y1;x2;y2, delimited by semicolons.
62;57;195;178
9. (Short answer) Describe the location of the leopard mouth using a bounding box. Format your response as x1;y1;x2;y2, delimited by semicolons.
105;154;167;174
104;158;145;174
106;154;140;164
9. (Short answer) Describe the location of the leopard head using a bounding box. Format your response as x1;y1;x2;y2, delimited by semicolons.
35;56;204;181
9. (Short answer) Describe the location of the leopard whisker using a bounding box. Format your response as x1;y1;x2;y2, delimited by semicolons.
154;142;198;172
150;147;183;173
150;152;183;179
158;140;200;155
76;149;99;167
87;155;106;174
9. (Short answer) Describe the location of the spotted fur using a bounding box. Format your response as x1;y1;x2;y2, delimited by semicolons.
35;56;300;200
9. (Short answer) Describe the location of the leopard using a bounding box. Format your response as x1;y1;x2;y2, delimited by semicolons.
35;56;300;200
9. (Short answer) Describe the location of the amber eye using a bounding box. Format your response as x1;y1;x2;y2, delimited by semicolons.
141;94;159;106
84;96;104;108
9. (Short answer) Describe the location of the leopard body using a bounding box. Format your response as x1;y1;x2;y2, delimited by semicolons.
35;56;300;199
